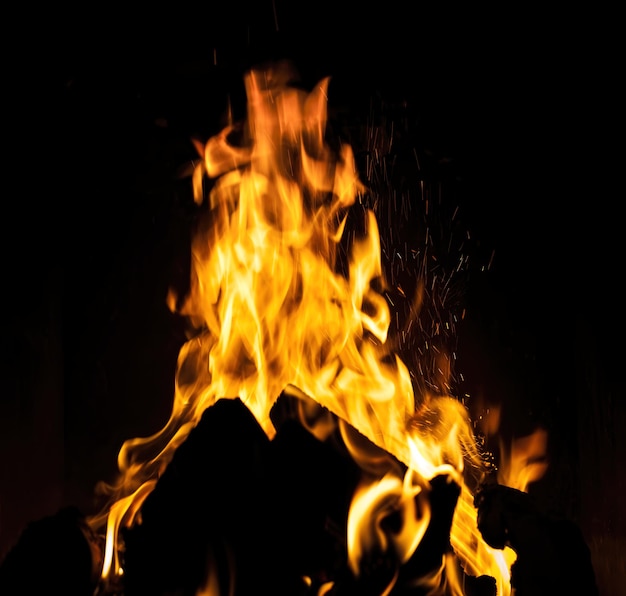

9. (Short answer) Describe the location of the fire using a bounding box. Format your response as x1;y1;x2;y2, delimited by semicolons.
498;428;549;493
88;62;546;594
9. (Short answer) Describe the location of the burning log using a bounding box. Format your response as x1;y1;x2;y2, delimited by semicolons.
325;474;463;596
1;398;599;596
474;482;599;596
263;397;362;584
121;393;364;595
121;390;490;596
326;475;497;596
398;475;461;582
121;397;271;595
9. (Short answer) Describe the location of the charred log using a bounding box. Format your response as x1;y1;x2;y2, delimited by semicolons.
1;393;600;596
398;474;461;586
263;415;362;585
0;506;100;596
121;392;510;596
322;475;496;596
474;482;599;596
122;397;271;595
122;395;363;595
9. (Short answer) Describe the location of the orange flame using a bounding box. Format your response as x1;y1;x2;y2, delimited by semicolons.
498;428;549;493
88;62;540;595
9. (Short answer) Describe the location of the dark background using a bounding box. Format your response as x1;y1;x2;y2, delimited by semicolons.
2;2;623;593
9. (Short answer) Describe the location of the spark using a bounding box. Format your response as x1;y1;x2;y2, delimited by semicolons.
413;148;421;171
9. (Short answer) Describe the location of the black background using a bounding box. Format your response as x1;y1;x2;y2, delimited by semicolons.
2;2;623;593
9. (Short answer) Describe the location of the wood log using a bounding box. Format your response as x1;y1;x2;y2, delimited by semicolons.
0;506;100;596
122;397;271;595
474;483;599;596
122;395;363;595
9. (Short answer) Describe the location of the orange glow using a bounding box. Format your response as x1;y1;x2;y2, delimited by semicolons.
88;62;545;594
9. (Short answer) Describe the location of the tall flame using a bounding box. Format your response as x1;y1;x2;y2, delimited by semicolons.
89;62;539;595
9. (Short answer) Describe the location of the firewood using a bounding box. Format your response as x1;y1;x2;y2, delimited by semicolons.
474;483;599;596
122;395;363;595
0;506;100;596
122;397;272;595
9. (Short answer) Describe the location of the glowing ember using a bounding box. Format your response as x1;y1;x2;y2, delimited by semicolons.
87;62;547;595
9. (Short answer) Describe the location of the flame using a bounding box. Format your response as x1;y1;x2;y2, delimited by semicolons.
347;469;430;575
88;62;541;595
498;427;549;492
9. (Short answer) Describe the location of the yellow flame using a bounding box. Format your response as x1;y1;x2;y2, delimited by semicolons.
194;546;236;596
498;428;549;492
450;484;514;595
100;480;156;580
89;62;536;594
347;469;431;579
